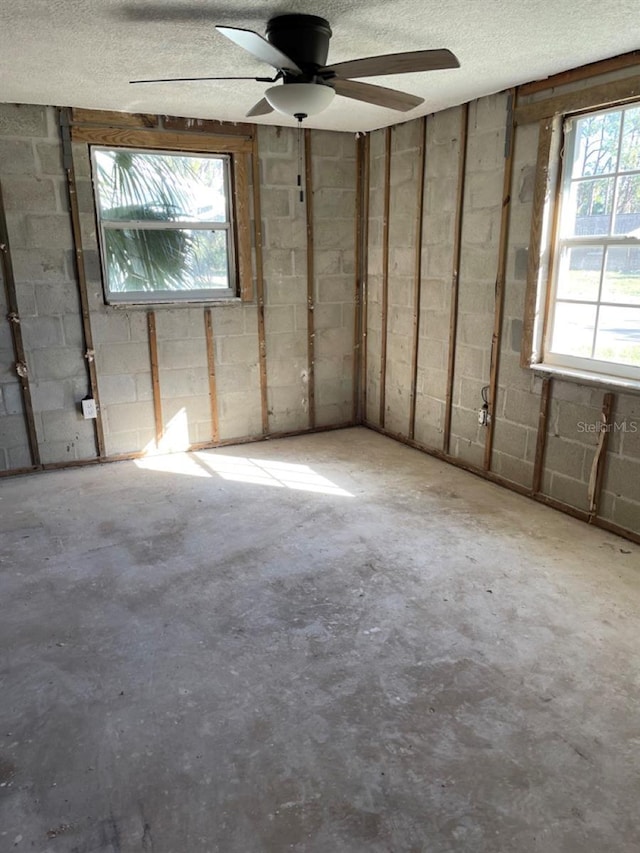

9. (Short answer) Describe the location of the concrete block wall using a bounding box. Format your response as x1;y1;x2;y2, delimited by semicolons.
311;130;357;427
363;76;640;538
0;105;95;467
0;109;357;466
414;107;463;450
449;93;507;468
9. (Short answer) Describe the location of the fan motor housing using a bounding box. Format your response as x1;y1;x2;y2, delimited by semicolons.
266;14;332;72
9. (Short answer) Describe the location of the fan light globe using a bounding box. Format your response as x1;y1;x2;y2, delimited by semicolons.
265;83;335;117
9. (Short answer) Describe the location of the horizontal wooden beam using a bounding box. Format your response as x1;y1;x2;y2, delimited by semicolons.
71;108;159;128
515;74;640;125
162;115;254;138
70;125;253;153
519;51;640;96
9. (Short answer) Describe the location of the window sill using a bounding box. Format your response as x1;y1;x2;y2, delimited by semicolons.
531;362;640;395
106;296;244;309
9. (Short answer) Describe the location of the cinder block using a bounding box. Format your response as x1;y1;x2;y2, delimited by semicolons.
219;334;260;365
453;436;485;468
258;125;292;155
11;248;69;283
0;104;48;137
264;276;306;305
503;387;540;427
545;471;589;511
458;311;493;347
312;158;356;189
428;106;463;146
467;129;504;172
314;219;355;251
310;129;343;158
491;450;533;488
0;139;36;175
455;344;485;379
211;305;245;337
261;188;291;217
105;400;155;435
90;312;132;345
450;405;482;445
0;412;30;445
263;249;294;278
603;455;640;503
545;436;587;481
459;246;498;282
312;188;356;221
97;342;151;376
462;209;495;246
466;171;503;211
473;93;509;132
25;214;73;249
159;366;208;398
7;443;32;469
492;419;528;460
424;176;459;214
157;338;207;370
215;362;260;394
105;428;146;456
97;373;137;405
21;316;64;350
427;142;460;178
422;213;453;247
34;282;80;317
30;379;65;412
608;497;640;534
35;141;64;175
1;177;58;213
316;275;353;303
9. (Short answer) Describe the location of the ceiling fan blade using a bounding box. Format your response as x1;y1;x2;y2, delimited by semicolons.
332;79;423;112
324;49;460;79
216;25;302;74
130;75;275;84
246;98;274;117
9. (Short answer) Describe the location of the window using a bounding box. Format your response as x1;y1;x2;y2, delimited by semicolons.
92;147;237;303
543;101;640;382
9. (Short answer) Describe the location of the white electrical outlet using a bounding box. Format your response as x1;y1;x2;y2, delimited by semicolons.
81;398;97;419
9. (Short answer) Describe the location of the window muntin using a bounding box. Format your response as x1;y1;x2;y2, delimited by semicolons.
544;102;640;380
92;147;236;303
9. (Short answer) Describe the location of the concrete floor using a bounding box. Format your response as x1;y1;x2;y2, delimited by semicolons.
0;427;639;853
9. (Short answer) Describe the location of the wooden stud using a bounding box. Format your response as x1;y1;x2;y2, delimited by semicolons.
147;311;163;447
305;128;316;429
443;104;469;455
409;116;428;441
484;90;516;470
232;151;254;302
532;376;552;495
519;51;640;97
360;133;371;424
70;108;159;128
251;135;269;435
521;119;555;368
162;115;254;138
353;134;364;422
514;74;640;125
204;309;220;444
367;420;640;547
0;181;41;467
379;126;392;428
70;125;253;153
588;392;615;517
64;141;106;459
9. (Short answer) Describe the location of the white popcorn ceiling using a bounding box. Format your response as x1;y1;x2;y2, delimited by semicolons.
1;0;637;132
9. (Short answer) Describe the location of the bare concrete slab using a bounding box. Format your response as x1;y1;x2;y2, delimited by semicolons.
1;427;639;852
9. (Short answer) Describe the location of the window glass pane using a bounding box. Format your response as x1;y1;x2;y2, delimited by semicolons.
567;177;614;236
104;228;230;293
613;174;640;236
94;149;228;223
556;246;603;300
619;106;640;172
601;247;640;305
571;110;621;177
594;305;640;366
550;301;597;358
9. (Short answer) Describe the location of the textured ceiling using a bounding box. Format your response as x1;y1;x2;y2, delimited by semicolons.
1;0;637;132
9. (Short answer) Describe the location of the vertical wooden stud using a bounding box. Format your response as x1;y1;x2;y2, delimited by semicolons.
379;126;392;428
589;392;615;517
360;133;371;424
147;311;163;447
532;375;552;495
484;89;516;470
251;135;269;434
409;116;428;440
443;104;469;455
0;181;41;467
305;128;316;429
204;309;220;443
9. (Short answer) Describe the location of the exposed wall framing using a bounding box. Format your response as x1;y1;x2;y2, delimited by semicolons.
379;126;392;427
146;311;163;447
443;104;469;455
204;308;220;444
408;116;428;441
304;128;316;429
251;135;269;435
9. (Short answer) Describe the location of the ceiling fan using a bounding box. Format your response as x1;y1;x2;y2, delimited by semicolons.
130;13;460;120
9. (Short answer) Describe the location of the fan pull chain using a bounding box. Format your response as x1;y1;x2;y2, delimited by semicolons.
295;114;305;203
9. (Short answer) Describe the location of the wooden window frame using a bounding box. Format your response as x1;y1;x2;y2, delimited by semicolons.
71;123;254;304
